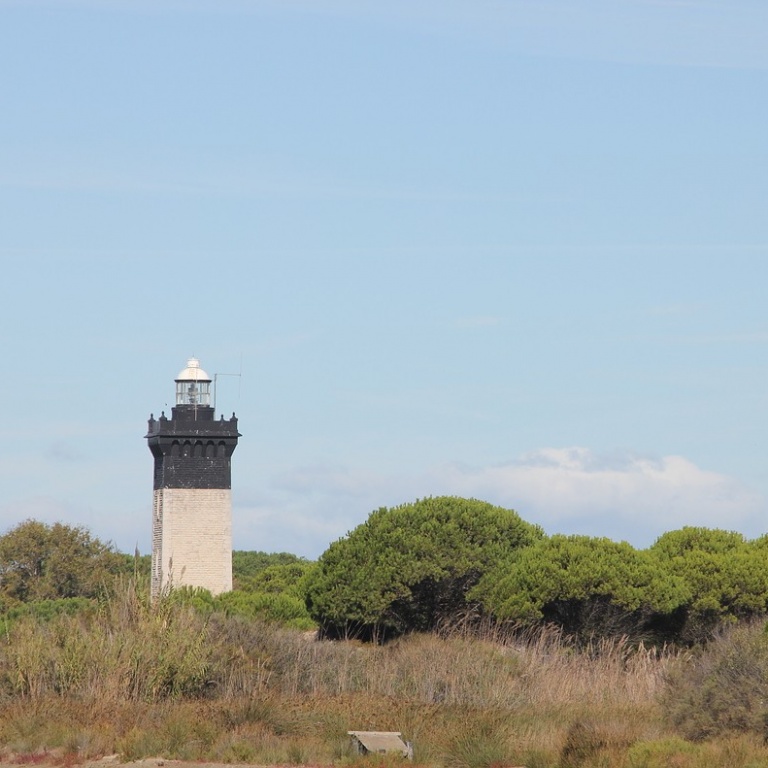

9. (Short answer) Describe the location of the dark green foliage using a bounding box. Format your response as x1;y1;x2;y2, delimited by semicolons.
215;590;315;630
664;621;768;740
236;559;313;594
232;551;305;590
305;496;543;639
116;552;152;578
162;578;315;630
167;586;216;614
226;556;316;629
649;527;768;642
5;513;767;648
0;520;123;605
1;597;95;626
474;534;686;641
475;528;768;644
650;527;746;558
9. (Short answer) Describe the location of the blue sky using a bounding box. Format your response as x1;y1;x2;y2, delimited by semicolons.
1;0;766;558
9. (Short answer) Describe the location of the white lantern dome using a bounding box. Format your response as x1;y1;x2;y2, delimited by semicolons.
175;357;212;407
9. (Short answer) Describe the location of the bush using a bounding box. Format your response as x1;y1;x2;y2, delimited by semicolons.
663;621;768;740
626;738;697;768
474;535;686;642
649;528;768;643
0;520;123;605
560;720;609;768
305;496;543;640
214;590;315;630
1;597;95;626
232;551;308;590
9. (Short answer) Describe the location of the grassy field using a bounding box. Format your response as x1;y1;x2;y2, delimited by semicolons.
0;583;766;768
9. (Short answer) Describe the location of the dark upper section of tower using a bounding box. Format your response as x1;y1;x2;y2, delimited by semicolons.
145;358;241;490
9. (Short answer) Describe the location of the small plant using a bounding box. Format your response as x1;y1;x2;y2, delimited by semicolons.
443;710;518;768
220;739;257;764
626;738;697;768
559;720;608;768
444;735;515;768
663;622;768;740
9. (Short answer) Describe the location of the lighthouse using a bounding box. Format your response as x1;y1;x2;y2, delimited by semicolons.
145;358;240;599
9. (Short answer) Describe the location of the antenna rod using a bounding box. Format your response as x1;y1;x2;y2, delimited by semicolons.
213;371;242;414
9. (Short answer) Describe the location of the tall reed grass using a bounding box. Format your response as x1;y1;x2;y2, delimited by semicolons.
0;583;764;768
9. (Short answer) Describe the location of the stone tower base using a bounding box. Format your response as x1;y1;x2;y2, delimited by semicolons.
151;487;233;599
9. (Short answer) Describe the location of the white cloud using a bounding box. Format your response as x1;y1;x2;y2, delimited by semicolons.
423;448;763;544
234;463;397;557
3;448;761;559
236;447;765;557
272;464;383;498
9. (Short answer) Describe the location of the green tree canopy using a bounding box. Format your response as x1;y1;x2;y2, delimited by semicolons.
304;496;543;640
650;527;746;559
0;520;123;605
232;551;306;590
648;527;768;642
474;534;687;641
214;590;315;630
243;560;313;595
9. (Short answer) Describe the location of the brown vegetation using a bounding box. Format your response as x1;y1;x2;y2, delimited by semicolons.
0;581;767;767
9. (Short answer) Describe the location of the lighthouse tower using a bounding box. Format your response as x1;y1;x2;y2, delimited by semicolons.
145;358;240;599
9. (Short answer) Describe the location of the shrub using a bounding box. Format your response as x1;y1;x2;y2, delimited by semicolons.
214;590;315;630
663;621;768;740
305;496;543;640
232;551;309;590
0;520;123;604
649;528;768;643
474;535;686;643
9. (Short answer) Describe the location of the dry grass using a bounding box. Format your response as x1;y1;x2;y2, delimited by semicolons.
0;587;764;767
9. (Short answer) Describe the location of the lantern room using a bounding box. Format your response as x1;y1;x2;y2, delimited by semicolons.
174;357;211;407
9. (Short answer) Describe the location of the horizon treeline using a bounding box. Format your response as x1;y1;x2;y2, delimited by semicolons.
1;496;766;646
